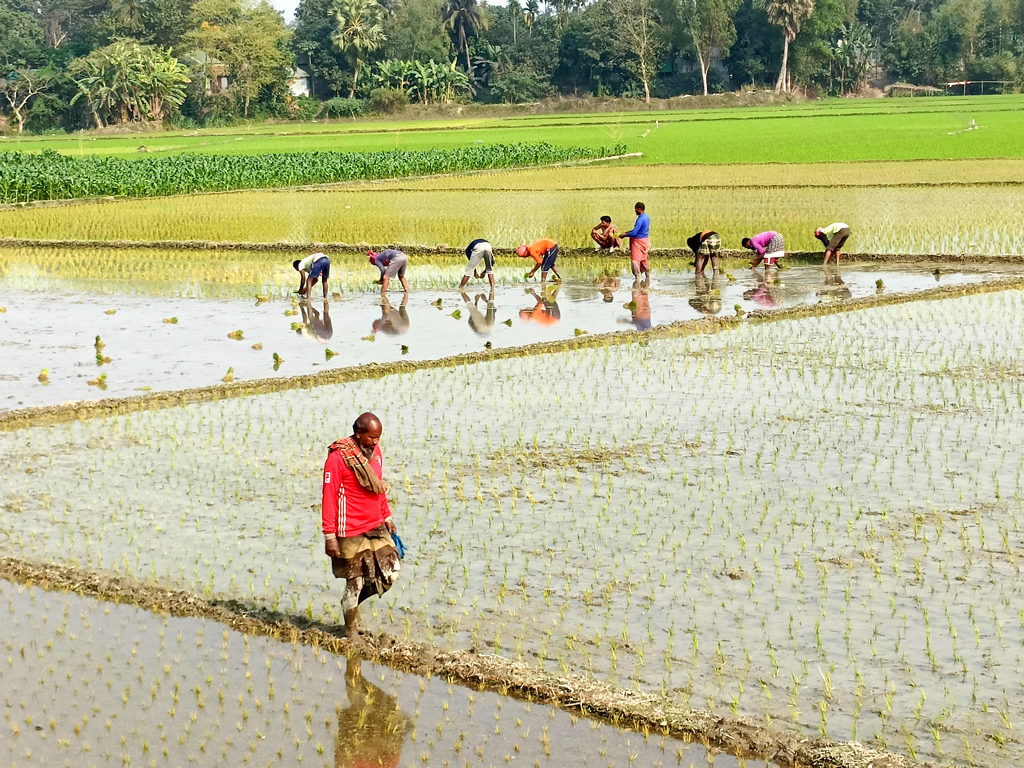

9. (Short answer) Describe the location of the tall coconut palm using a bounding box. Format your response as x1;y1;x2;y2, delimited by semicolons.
440;0;488;78
332;0;386;98
763;0;814;93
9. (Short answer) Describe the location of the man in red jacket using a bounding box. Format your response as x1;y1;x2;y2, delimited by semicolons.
322;412;400;637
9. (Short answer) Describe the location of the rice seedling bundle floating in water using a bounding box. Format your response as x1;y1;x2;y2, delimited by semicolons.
0;144;627;203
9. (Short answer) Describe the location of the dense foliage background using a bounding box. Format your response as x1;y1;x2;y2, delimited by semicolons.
1;0;1021;133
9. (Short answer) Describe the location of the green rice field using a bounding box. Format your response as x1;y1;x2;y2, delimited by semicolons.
5;95;1024;164
3;160;1023;253
4;99;1024;768
5;287;1024;766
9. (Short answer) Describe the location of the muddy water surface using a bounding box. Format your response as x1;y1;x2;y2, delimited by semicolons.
0;263;1014;409
5;289;1024;766
0;580;764;768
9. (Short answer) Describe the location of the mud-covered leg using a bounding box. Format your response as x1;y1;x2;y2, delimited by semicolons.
342;577;363;637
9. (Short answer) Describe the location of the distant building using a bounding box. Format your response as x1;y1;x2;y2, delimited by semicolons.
183;51;230;95
289;65;313;97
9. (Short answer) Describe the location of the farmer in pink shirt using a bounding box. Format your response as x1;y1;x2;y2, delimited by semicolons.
742;231;784;271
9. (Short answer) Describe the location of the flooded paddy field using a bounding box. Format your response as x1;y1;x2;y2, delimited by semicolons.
1;579;756;768
4;287;1024;766
2;257;1017;409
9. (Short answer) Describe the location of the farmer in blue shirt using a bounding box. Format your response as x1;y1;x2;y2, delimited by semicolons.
621;202;650;280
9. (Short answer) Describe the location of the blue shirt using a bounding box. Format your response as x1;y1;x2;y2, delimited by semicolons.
624;213;649;239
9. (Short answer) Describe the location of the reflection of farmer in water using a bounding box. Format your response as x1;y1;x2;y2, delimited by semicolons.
299;301;334;342
626;284;651;330
816;265;852;302
743;272;784;309
294;252;331;298
461;290;496;335
372;294;410;335
594;274;621;303
689;273;723;316
519;286;560;326
334;659;409;768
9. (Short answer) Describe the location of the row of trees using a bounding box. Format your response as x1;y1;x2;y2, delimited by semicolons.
2;0;1023;132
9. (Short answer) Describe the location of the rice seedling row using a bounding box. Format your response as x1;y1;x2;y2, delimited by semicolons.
1;578;752;768
0;262;1012;410
4;182;1024;255
4;288;1024;765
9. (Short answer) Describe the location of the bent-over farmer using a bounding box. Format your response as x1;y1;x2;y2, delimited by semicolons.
814;222;851;265
687;230;721;276
742;231;785;271
516;238;562;282
368;249;410;295
294;252;331;298
321;412;400;637
460;238;495;289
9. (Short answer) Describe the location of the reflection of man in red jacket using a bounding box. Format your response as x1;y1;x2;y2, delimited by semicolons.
335;659;409;768
322;412;400;637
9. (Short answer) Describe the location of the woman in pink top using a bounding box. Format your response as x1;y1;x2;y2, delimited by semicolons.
742;231;784;271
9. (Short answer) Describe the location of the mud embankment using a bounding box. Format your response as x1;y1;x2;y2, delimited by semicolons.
0;555;922;768
3;235;1024;264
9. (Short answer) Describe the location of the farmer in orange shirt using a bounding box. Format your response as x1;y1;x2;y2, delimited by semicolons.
516;238;562;282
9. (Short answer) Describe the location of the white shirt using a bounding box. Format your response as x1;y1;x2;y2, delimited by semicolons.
297;253;328;272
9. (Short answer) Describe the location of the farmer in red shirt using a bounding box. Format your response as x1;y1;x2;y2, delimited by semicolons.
322;412;400;637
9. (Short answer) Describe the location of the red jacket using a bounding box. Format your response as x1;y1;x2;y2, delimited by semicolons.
321;445;392;539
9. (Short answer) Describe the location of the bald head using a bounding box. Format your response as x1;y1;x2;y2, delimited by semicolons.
352;412;382;455
353;412;381;435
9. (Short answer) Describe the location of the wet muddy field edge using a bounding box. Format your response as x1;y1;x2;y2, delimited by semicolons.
0;554;922;768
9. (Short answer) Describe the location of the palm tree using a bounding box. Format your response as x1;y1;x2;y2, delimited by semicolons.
525;0;539;31
332;0;386;98
763;0;814;92
440;0;488;78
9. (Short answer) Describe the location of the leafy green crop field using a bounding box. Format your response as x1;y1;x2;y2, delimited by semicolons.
3;95;1022;164
0;143;621;203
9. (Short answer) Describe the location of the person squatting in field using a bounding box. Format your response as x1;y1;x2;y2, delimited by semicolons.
294;252;331;298
460;238;496;289
814;222;851;265
687;230;722;277
368;249;410;295
743;231;785;272
590;216;621;251
321;412;400;637
621;202;650;280
516;238;562;282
